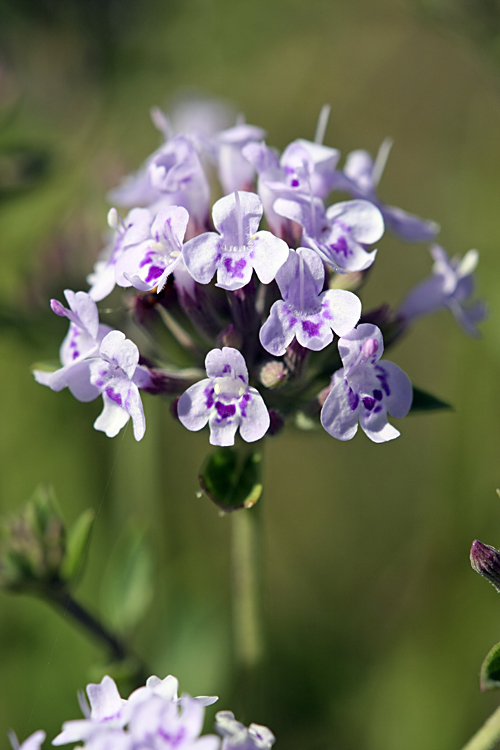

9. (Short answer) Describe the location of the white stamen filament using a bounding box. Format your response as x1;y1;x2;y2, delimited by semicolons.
314;104;331;145
373;137;393;187
298;251;305;311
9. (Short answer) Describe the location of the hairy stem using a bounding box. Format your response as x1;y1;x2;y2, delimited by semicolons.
461;704;500;750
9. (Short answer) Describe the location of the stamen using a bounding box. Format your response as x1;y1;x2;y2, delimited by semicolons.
361;338;378;358
314;104;331;145
298;251;305;311
372;137;393;186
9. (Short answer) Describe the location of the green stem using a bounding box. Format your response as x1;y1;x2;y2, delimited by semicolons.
231;505;264;669
461;705;500;750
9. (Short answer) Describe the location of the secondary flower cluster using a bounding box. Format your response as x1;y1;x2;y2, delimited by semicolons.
34;100;485;445
9;674;275;750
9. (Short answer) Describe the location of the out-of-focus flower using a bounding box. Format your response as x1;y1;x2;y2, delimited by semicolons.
398;244;486;336
215;711;275;750
8;730;46;750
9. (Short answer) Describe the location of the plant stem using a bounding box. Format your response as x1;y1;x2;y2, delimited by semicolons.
461;705;500;750
231;504;264;668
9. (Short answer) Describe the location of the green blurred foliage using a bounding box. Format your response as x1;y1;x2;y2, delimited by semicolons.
1;0;500;748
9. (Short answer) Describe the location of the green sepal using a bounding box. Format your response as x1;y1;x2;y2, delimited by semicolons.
100;527;154;635
410;386;452;413
60;509;95;582
199;446;263;512
480;641;500;691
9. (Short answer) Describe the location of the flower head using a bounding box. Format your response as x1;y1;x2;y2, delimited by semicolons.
215;711;275;750
178;348;270;446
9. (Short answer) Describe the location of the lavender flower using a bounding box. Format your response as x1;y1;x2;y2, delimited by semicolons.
321;324;413;442
182;191;289;291
215;711;275;750
114;204;189;293
335;141;440;242
398;244;486;336
259;247;362;355
178;348;270;446
128;694;219;750
33;290;112;401
274;194;383;272
213;122;266;194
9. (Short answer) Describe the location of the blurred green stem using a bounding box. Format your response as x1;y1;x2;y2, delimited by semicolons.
231;503;264;670
461;704;500;750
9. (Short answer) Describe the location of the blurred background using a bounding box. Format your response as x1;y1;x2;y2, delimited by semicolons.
1;0;500;748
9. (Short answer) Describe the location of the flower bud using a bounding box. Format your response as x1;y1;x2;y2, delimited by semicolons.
470;540;500;592
259;361;288;389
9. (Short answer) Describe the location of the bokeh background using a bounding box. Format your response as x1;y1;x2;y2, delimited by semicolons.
1;0;500;748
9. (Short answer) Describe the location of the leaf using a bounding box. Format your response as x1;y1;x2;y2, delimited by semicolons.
60;509;95;582
409;386;452;413
199;446;263;512
100;528;154;635
480;642;500;690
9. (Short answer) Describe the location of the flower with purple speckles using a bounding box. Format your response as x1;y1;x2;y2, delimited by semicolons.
321;323;413;443
114;204;189;293
259;247;362;356
33;290;112;401
215;711;275;750
128;694;219;750
90;330;148;441
274;194;383;272
88;207;155;302
182;191;289;291
398;244;487;336
177;348;270;446
332;140;439;242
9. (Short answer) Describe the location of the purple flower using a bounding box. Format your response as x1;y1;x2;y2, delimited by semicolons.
90;331;147;441
213;123;266;194
53;675;127;746
259;247;362;355
182;191;289;291
274;194;383;272
321;324;413;442
178;348;270;446
398;244;486;336
127;675;218;710
215;711;275;750
128;695;219;750
334;141;439;242
114;205;189;293
8;730;46;750
88;207;154;301
33;290;112;401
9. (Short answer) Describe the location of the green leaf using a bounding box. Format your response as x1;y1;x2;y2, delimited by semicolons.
60;509;95;582
481;642;500;690
100;528;154;635
410;386;453;413
199;446;263;512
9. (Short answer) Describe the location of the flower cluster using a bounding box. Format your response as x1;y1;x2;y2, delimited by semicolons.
34;99;485;445
8;674;275;750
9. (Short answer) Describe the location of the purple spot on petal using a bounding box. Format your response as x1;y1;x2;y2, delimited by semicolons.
301;320;321;338
374;405;382;413
347;387;359;411
291;178;299;187
204;386;214;409
145;265;164;283
215;401;236;420
373;389;383;401
330;235;351;258
106;387;122;406
223;256;247;279
72;350;79;360
240;392;251;417
222;364;231;374
363;396;375;411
